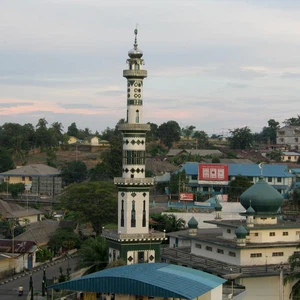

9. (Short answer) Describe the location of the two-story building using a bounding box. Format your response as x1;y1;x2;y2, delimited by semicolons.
180;163;295;198
162;178;299;300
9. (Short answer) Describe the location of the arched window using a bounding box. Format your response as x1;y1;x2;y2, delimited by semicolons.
136;110;139;123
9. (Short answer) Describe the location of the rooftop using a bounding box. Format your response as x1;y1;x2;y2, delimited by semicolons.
0;164;60;177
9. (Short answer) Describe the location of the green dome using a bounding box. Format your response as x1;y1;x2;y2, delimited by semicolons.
235;225;248;239
188;217;198;229
246;204;256;216
240;177;283;215
214;201;222;212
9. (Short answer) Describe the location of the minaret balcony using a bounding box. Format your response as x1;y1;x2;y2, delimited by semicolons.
118;123;150;132
123;69;147;78
114;177;154;186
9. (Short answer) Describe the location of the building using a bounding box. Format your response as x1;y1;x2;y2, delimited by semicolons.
161;177;300;300
0;199;43;225
0;239;37;279
277;125;300;150
50;263;226;300
180;162;295;198
0;164;62;196
281;151;300;163
102;29;166;264
166;149;223;159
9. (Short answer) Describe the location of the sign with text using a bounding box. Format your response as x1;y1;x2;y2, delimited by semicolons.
179;193;194;201
198;164;228;182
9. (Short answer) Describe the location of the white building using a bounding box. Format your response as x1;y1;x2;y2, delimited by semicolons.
162;177;299;300
277;125;300;150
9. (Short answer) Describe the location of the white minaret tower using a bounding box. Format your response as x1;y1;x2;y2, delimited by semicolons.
103;28;166;265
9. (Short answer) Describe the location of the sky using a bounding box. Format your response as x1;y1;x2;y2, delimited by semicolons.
1;0;300;136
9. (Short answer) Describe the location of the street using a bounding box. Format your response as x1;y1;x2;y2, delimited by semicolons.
0;256;79;300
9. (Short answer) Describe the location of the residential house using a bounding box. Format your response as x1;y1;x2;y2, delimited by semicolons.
0;164;62;196
67;136;79;144
0;199;43;225
0;239;37;279
166;149;223;159
83;136;99;145
281;151;300;162
276;125;300;150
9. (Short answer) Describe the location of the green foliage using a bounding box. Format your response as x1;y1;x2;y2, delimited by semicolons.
0;148;14;172
169;170;189;194
229;126;253;149
212;156;221;163
60;160;88;185
150;213;186;232
228;175;253;201
36;248;53;262
46;148;57;167
157;120;181;148
267;150;282;162
67;122;79;138
76;236;107;274
146;122;159;142
284;248;300;299
193;130;211;149
260;119;279;144
48;227;82;255
147;143;167;157
106;258;126;269
181;125;195;139
289;188;300;211
0;218;25;239
59;181;118;235
9;183;25;198
283;115;300;126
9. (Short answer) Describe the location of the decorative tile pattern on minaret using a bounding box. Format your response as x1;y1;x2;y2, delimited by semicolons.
102;29;166;265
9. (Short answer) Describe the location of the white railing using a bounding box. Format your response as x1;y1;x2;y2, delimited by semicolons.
114;177;154;185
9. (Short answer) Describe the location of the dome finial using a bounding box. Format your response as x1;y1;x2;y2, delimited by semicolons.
134;25;138;49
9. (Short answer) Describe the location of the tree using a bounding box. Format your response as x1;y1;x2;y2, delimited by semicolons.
157;121;181;148
169;170;189;195
60;160;88;186
228;175;253;201
181;125;195;140
46;148;57;167
49;122;64;147
150;213;186;232
76;236;107;274
48;227;81;255
193;130;210;149
289;188;300;211
260;119;280;145
146;122;159;142
229;127;253;149
67;122;79;138
284;249;300;299
267;149;282;162
59;181;118;235
36;118;52;150
0;148;14;172
283;115;300;126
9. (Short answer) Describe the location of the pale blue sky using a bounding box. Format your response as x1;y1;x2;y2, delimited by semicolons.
1;0;300;136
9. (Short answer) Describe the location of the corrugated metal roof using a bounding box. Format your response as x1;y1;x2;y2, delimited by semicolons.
0;164;60;176
50;263;225;299
180;163;295;178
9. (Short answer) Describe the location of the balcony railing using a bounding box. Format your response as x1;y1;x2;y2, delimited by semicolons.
114;177;154;185
118;123;150;132
123;70;147;78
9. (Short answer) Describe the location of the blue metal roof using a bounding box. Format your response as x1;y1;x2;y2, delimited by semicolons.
180;162;294;178
50;263;225;299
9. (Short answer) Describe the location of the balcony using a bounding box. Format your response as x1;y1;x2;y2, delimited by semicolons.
102;229;166;242
118;123;150;132
123;70;147;78
114;177;154;186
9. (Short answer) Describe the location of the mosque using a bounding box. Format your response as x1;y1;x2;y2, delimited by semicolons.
162;176;299;300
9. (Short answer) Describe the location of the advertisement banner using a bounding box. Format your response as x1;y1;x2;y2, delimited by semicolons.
198;164;228;181
179;193;194;201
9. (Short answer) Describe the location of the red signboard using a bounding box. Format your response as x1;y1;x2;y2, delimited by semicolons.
179;193;194;201
198;164;228;181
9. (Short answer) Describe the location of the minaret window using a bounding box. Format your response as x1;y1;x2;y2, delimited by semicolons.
124;150;145;165
136;110;139;123
142;200;146;227
135;64;139;70
121;200;124;227
131;200;136;227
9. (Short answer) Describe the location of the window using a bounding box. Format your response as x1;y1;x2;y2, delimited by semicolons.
142;200;146;227
121;200;124;227
269;232;275;236
283;232;288;236
294;251;300;255
217;249;224;254
277;178;282;183
229;251;236;257
29;176;32;181
195;244;202;249
296;231;300;235
268;177;272;183
203;187;209;192
22;176;25;181
227;229;231;233
272;252;284;257
191;175;197;180
250;253;262;258
254;233;259;236
205;246;212;251
279;131;285;135
131;200;136;227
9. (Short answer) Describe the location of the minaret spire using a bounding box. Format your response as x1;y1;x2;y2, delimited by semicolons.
134;26;138;49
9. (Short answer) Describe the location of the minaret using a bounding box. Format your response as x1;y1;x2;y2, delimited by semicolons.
103;29;166;265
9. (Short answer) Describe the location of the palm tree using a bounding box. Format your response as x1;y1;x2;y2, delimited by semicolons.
76;235;107;274
284;251;300;299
